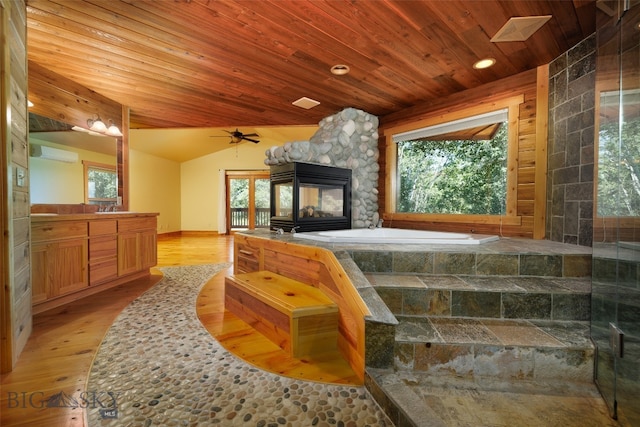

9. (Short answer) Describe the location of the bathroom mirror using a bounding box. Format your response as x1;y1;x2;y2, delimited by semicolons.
29;113;119;205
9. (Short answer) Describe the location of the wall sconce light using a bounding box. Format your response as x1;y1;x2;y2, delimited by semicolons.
85;115;123;137
88;116;108;133
105;120;123;137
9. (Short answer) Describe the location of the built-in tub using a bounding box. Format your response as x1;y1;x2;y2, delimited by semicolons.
293;228;499;245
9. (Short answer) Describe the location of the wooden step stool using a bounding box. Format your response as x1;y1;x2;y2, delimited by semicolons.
224;271;339;357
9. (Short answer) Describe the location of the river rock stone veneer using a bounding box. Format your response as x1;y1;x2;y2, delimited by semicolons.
264;107;380;228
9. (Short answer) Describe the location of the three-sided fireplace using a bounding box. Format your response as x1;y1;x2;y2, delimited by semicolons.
270;162;352;233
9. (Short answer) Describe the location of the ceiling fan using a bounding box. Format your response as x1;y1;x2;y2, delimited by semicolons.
210;128;260;144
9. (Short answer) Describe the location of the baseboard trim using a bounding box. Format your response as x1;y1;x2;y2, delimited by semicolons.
158;230;226;239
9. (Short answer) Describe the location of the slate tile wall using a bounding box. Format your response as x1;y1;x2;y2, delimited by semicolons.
547;34;596;246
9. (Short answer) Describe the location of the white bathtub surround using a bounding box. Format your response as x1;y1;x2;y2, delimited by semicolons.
293;228;499;245
265;108;380;228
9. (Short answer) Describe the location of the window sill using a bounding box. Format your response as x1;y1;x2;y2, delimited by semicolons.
382;212;522;226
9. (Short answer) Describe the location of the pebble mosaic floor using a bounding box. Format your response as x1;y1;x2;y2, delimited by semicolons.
86;264;392;427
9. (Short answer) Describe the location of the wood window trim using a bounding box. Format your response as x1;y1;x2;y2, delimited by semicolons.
225;170;270;234
383;95;524;227
82;160;117;204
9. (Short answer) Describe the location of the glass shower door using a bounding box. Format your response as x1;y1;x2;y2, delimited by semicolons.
592;2;640;423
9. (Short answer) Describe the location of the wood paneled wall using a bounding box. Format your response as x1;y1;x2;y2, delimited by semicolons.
1;0;31;373
378;68;548;239
28;60;123;131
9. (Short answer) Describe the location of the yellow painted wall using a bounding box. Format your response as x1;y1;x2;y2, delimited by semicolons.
29;137;116;204
129;149;181;234
181;143;268;231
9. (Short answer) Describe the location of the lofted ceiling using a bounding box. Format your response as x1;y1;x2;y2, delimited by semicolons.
25;0;596;160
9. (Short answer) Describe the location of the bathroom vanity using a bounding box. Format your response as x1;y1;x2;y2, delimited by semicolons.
30;212;158;314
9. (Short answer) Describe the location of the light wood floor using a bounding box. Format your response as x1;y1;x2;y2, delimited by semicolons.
0;234;358;427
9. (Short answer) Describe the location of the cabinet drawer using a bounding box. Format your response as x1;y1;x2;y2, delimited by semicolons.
32;221;87;242
118;217;156;232
89;220;117;236
90;258;118;285
89;235;117;259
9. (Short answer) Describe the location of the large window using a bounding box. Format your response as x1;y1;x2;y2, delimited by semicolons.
83;161;117;206
385;96;522;225
396;110;508;215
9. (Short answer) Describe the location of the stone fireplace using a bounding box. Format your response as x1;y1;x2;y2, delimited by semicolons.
265;107;379;228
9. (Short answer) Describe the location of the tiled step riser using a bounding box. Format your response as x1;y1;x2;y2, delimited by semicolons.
351;250;592;278
393;342;594;383
376;288;591;321
357;243;595;427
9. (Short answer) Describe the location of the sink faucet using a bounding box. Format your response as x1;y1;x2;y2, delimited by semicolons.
290;226;301;234
377;219;384;228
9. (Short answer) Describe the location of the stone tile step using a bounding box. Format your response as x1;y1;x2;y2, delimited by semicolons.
396;317;591;347
350;242;592;278
369;274;591;321
368;273;591;293
365;368;622;427
394;317;593;383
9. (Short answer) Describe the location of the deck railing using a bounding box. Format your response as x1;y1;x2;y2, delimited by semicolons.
230;207;270;228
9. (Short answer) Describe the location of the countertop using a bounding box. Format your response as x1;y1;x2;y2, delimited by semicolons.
30;212;159;222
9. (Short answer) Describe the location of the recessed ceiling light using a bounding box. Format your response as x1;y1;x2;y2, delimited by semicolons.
292;97;320;109
28;100;34;107
330;64;350;75
473;58;496;69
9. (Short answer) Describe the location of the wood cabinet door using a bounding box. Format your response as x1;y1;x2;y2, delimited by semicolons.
139;230;157;270
31;243;49;304
118;232;140;276
48;238;88;297
31;238;88;302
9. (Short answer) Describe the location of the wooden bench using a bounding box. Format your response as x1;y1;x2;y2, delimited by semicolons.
224;271;339;357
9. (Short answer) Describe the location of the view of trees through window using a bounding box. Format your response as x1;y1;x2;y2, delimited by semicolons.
229;176;271;229
397;122;508;215
230;178;270;210
597;115;640;217
87;166;117;204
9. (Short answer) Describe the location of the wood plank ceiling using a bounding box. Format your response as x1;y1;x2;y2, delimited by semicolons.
26;0;595;130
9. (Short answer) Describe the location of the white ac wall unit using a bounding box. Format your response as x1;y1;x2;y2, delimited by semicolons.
30;144;78;163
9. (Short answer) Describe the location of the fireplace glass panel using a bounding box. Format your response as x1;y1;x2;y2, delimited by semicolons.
299;184;344;218
273;181;293;219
